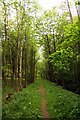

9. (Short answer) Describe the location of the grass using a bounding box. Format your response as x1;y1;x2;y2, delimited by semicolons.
2;79;43;119
42;79;80;120
2;78;80;120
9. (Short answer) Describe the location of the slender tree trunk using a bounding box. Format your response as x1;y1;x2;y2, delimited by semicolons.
66;0;73;23
15;51;18;91
77;28;80;92
2;2;7;89
19;42;23;89
30;47;34;83
30;46;35;83
10;48;14;89
73;0;80;91
2;46;6;89
74;0;80;22
15;8;20;92
45;34;55;82
52;30;56;52
24;46;28;87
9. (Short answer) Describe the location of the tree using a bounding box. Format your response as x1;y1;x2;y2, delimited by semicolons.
66;0;73;23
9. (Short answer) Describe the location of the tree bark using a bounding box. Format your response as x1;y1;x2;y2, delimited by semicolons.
24;46;28;87
45;34;55;82
30;46;35;83
19;42;23;89
74;0;80;22
10;48;14;89
66;0;73;23
2;2;7;89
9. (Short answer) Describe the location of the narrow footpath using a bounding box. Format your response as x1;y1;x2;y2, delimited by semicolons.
39;82;50;119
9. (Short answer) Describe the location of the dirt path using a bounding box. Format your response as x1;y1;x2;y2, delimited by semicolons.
39;82;50;119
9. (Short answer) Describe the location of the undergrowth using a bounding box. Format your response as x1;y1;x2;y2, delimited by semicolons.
2;79;43;119
42;79;80;120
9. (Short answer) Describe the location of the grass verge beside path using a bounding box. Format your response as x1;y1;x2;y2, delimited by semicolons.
42;79;80;120
2;79;43;119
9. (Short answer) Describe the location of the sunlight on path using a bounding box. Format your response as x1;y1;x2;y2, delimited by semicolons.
39;82;50;119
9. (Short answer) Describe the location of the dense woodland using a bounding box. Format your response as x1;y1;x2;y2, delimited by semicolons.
0;0;80;119
0;0;80;94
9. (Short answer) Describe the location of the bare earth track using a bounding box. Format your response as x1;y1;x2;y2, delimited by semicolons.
39;82;50;120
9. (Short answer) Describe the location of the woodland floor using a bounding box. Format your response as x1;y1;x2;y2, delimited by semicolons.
2;79;80;120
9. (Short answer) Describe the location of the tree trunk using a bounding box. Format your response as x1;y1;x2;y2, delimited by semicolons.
24;46;28;87
66;0;73;23
30;46;35;83
45;34;55;82
74;0;80;22
2;2;7;89
2;46;6;89
10;48;14;89
52;30;56;52
19;43;23;89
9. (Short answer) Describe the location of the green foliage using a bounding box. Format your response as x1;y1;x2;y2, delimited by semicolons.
2;80;43;119
3;79;80;120
42;80;80;120
1;1;80;119
48;18;80;90
49;48;72;76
